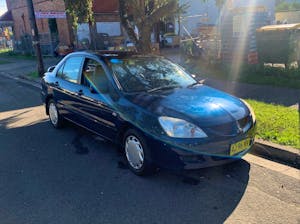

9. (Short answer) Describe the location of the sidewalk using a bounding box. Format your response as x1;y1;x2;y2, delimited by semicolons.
0;56;59;81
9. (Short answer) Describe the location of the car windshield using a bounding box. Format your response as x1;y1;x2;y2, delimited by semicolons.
109;57;196;93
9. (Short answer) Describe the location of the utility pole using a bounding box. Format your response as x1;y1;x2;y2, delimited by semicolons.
26;0;45;77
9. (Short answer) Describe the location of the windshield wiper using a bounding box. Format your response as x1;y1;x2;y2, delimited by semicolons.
147;85;180;93
187;79;205;88
187;82;199;88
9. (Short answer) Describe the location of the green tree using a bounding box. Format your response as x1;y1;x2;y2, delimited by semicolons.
119;0;183;53
291;1;300;10
276;2;291;11
276;1;300;11
64;0;94;46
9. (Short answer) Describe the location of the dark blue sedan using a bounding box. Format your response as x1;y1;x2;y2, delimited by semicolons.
41;51;256;175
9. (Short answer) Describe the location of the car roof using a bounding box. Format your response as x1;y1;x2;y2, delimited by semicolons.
94;50;139;60
68;50;162;61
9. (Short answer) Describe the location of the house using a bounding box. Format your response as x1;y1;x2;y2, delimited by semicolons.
77;0;121;48
5;0;121;55
6;0;71;54
178;0;220;36
219;0;275;64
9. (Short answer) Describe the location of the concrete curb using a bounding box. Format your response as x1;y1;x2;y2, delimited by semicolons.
1;72;299;169
251;139;300;169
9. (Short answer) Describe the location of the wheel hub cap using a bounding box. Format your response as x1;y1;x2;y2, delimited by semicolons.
125;135;144;170
49;103;58;125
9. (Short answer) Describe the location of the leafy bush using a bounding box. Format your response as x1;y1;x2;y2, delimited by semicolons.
238;65;300;89
276;1;300;11
183;56;300;89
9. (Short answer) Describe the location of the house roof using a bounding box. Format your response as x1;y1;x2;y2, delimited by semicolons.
257;23;300;31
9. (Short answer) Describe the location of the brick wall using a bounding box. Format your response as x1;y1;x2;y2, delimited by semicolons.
6;0;122;52
94;13;119;22
93;0;119;13
7;0;71;51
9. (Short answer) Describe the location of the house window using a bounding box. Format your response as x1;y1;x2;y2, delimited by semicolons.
96;22;121;36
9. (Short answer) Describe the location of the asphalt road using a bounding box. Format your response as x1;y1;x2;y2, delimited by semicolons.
0;76;299;224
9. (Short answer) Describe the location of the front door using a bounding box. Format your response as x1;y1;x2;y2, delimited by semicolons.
75;57;118;140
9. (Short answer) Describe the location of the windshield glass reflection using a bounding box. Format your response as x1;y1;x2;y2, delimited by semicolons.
110;58;196;93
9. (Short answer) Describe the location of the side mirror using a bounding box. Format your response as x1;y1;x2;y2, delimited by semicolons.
198;79;206;84
89;86;97;94
47;66;55;72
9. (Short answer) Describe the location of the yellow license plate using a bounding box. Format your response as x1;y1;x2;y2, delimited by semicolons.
230;138;251;156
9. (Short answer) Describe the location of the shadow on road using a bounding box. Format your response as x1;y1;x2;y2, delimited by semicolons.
0;120;250;224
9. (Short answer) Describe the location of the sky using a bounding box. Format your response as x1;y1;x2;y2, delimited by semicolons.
0;0;7;16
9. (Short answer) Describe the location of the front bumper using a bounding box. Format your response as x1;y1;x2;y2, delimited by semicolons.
145;123;256;170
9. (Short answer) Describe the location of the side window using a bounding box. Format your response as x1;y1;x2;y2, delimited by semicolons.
82;58;108;92
57;56;84;83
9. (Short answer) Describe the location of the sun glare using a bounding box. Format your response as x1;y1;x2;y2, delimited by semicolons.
218;0;258;94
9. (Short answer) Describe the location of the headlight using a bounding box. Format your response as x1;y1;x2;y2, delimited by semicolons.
158;116;207;138
241;99;256;123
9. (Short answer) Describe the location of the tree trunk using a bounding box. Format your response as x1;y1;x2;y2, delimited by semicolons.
65;12;76;47
137;26;152;54
177;17;181;36
118;0;178;54
119;0;138;46
89;21;96;50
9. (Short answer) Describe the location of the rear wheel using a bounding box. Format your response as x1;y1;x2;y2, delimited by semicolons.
123;129;155;176
48;99;64;128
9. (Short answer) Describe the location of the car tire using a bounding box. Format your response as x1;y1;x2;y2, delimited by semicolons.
123;129;155;176
48;99;64;128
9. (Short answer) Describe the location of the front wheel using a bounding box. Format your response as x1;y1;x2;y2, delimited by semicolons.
123;129;155;176
48;99;64;128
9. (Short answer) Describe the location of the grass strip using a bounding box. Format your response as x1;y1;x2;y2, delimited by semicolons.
245;99;299;149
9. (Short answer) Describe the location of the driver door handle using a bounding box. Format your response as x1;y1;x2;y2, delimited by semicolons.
77;89;84;96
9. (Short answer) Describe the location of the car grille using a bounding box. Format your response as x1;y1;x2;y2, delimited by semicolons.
206;115;252;136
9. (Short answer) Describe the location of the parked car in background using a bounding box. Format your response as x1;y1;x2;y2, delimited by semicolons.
95;33;113;50
161;33;180;48
41;51;256;176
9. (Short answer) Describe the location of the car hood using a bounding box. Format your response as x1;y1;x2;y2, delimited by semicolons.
124;85;249;128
